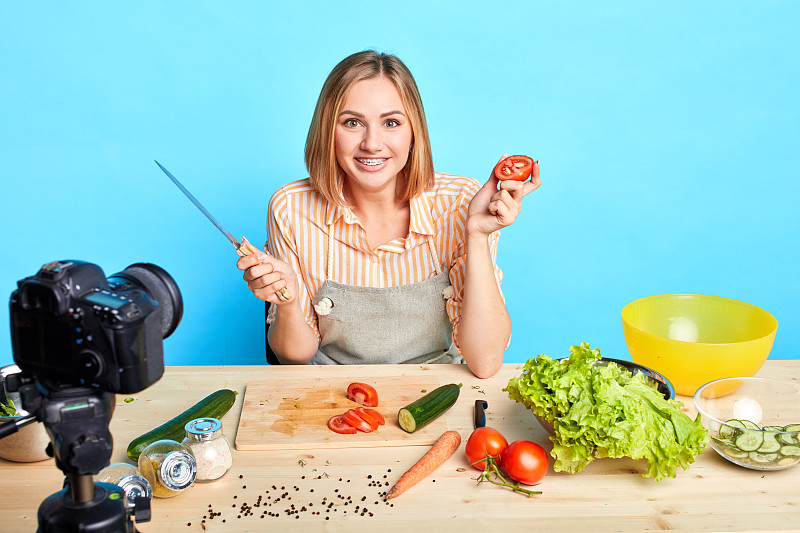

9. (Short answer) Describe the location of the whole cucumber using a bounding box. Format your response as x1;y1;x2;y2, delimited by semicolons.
126;389;236;460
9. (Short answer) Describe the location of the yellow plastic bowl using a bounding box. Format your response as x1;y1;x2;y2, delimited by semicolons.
621;294;778;396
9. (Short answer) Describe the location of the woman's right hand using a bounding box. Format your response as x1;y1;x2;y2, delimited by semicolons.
237;252;298;305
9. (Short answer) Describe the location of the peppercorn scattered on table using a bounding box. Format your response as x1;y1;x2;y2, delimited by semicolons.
1;362;798;532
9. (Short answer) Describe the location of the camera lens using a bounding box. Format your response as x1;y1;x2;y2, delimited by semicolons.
110;264;183;339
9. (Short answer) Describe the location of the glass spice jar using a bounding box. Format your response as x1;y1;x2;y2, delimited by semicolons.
181;417;233;481
137;439;196;498
96;462;152;508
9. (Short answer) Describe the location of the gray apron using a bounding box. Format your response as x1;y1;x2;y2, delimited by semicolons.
311;227;463;365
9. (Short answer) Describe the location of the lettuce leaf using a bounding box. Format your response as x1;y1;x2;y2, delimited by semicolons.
504;342;709;481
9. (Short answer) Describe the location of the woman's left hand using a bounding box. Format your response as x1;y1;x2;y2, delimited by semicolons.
466;155;541;236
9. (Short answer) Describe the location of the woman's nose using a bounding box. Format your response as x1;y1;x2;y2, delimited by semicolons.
360;126;382;152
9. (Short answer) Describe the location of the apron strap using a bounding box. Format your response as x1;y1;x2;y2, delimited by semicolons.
326;224;334;281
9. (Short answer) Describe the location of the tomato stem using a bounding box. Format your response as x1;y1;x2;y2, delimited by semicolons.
475;454;542;497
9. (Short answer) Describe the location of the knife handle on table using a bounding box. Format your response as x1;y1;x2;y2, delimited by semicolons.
237;237;292;302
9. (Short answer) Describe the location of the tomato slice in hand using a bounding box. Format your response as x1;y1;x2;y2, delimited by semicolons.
328;415;357;434
357;407;385;426
342;409;375;432
346;382;379;407
493;155;534;182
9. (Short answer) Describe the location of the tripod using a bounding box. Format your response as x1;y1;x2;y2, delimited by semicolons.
1;373;150;532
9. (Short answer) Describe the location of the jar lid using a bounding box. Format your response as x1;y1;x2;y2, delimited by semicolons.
117;474;153;506
185;418;223;440
160;450;197;490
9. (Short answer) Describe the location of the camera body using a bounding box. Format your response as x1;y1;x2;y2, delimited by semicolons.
9;260;181;394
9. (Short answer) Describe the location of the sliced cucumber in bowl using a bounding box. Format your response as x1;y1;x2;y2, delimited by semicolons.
711;419;800;470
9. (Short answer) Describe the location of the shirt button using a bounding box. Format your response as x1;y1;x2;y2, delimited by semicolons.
370;255;377;263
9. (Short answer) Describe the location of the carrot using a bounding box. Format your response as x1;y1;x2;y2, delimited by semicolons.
385;430;462;500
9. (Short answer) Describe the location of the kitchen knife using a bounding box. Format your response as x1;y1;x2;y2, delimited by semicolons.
154;160;291;301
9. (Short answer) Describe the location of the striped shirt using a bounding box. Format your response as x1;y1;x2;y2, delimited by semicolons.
265;172;503;347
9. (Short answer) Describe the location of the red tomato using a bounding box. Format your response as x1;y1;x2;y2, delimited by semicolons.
342;409;375;432
328;415;356;434
500;440;548;485
465;427;509;471
356;407;385;427
347;382;379;407
493;155;534;181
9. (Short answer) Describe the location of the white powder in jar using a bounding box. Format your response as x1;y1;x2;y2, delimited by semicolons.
188;436;233;481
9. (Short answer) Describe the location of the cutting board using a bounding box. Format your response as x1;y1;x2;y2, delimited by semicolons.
235;374;455;450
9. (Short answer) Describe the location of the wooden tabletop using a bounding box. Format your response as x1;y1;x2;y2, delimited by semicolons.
2;361;799;532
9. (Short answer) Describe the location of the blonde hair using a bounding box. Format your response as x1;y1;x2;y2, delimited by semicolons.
304;51;434;205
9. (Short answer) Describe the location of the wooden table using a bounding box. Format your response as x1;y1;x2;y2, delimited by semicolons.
2;362;799;532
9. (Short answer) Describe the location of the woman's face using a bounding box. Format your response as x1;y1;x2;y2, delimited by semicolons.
335;76;414;197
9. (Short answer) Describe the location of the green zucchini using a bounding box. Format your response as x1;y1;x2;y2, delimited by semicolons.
126;389;236;460
397;383;461;433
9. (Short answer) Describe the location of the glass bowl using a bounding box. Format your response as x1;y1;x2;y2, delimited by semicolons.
694;377;800;471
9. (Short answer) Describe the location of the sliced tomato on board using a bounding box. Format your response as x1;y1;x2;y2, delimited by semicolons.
346;382;379;407
356;407;385;427
358;407;385;426
342;409;375;432
493;155;534;182
328;415;357;434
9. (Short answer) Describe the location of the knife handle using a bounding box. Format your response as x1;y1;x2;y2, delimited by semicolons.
474;400;488;430
237;237;292;302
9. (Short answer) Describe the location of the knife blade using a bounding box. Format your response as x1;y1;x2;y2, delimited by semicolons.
154;160;291;301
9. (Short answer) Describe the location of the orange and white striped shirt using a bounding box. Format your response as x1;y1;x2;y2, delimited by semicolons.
265;172;502;347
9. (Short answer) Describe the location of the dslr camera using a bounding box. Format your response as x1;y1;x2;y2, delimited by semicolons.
10;260;182;394
3;259;182;532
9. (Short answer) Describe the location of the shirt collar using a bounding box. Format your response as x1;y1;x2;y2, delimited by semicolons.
409;190;435;236
322;181;436;237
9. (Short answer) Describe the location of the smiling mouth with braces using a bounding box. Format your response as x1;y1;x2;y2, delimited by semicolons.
356;158;387;166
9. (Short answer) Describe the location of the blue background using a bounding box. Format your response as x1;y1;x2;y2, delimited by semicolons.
2;1;798;368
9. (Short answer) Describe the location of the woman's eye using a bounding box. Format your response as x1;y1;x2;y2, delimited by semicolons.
385;119;400;128
343;119;360;127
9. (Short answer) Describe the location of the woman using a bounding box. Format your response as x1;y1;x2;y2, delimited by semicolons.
238;50;540;378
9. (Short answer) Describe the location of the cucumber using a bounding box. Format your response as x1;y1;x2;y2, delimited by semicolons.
716;419;800;468
719;420;744;439
740;420;760;430
748;451;778;463
780;445;800;457
758;431;781;453
784;424;800;444
735;429;763;452
397;383;461;433
126;389;236;460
